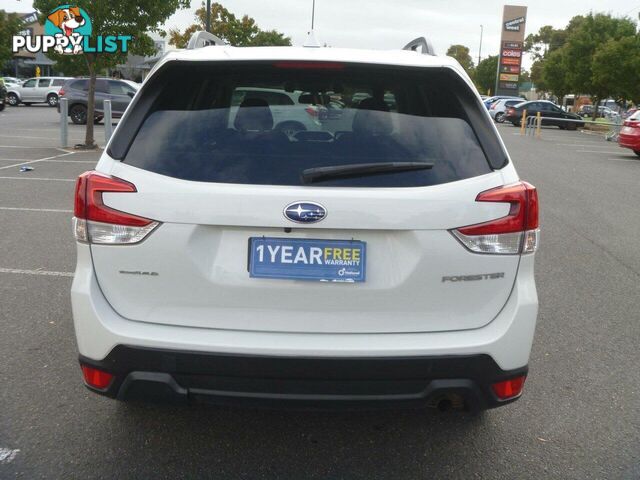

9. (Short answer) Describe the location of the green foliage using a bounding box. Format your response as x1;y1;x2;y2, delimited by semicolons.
446;44;474;74
529;13;640;113
593;36;640;104
32;0;190;146
0;10;23;66
168;2;291;48
474;55;498;95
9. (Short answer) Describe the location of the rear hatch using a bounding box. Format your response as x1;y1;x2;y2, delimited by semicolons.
86;59;525;334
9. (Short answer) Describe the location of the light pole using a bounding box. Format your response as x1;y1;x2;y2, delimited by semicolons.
206;0;211;33
311;0;316;31
478;24;483;66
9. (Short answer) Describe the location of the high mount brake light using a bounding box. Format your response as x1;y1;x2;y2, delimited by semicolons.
73;171;159;245
451;181;539;255
273;61;345;70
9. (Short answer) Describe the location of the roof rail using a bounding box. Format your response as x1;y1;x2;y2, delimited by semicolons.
186;31;226;50
403;37;436;56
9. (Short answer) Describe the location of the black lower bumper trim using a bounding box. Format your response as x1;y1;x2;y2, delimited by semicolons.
79;345;528;410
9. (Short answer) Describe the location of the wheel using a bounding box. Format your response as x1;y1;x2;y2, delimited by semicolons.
634;150;640;158
275;121;307;138
47;93;58;107
0;103;5;112
558;125;566;130
495;112;505;123
93;116;103;124
7;93;19;106
70;104;87;125
567;123;577;131
512;120;521;127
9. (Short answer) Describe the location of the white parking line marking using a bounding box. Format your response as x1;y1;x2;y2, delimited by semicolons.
0;145;67;150
556;143;614;148
0;448;20;464
0;268;74;277
576;150;626;154
0;207;72;213
0;176;75;182
0;151;75;170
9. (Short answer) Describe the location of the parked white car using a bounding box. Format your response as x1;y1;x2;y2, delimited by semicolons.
71;34;539;412
489;98;524;123
229;87;326;137
6;76;71;107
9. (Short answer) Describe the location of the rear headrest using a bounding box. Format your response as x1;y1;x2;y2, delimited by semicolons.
352;98;393;135
234;98;274;131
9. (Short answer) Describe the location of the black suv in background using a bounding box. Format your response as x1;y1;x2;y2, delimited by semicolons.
505;100;584;130
58;78;139;124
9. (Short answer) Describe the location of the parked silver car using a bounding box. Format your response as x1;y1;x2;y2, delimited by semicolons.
6;76;71;107
489;98;524;123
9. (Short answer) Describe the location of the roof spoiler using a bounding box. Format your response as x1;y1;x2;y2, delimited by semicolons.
403;37;436;56
186;31;227;50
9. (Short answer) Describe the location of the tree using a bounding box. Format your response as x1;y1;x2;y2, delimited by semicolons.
446;44;474;74
168;2;291;48
474;55;498;95
593;36;640;105
561;13;636;119
32;0;190;148
541;49;570;102
0;10;23;67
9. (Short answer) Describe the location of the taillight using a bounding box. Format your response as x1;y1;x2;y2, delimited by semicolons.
58;88;65;96
81;364;114;390
451;181;539;255
492;375;526;400
507;107;515;115
73;171;159;245
490;102;497;110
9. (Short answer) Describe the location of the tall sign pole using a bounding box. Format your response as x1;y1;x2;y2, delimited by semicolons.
478;25;483;66
206;0;211;33
495;5;527;96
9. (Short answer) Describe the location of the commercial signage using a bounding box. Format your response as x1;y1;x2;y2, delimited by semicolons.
504;16;525;32
496;5;527;96
500;64;520;73
503;41;522;49
499;73;519;82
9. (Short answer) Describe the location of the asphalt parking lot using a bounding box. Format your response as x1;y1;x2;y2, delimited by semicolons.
0;105;639;479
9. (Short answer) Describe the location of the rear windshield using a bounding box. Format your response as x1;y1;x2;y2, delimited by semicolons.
115;62;503;187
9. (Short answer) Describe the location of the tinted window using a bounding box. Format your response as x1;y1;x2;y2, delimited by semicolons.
118;63;501;188
52;79;66;86
109;80;134;96
70;79;88;91
37;79;51;87
23;79;36;88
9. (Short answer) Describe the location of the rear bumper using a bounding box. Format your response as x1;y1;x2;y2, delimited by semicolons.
80;346;527;410
618;134;640;150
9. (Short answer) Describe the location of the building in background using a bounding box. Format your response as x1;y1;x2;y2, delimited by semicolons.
3;12;59;78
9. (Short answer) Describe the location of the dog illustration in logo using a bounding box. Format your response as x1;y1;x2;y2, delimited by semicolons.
47;6;86;54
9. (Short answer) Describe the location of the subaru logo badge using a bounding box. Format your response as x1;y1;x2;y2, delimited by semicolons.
284;202;327;224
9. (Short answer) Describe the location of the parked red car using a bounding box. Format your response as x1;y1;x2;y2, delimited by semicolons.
618;111;640;157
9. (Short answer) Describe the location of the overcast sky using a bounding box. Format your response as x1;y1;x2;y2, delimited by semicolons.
2;0;639;69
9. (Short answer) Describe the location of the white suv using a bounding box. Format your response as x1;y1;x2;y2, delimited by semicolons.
71;35;539;412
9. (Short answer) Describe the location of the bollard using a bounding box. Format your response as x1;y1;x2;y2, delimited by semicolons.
520;109;527;135
535;112;542;138
60;98;68;148
103;99;113;143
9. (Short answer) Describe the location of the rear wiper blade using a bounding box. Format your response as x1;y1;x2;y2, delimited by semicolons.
301;162;434;184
